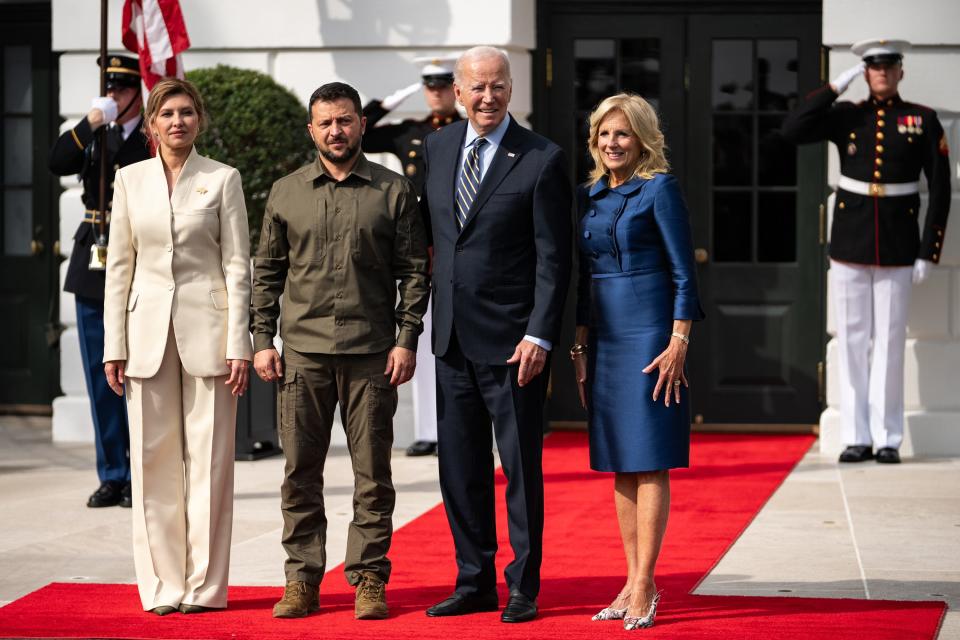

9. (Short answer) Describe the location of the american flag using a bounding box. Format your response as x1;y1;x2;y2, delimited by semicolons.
121;0;191;96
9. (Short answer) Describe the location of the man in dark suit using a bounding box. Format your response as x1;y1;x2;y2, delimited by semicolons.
49;55;150;508
420;46;573;623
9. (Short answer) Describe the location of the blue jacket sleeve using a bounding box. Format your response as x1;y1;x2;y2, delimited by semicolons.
653;174;705;321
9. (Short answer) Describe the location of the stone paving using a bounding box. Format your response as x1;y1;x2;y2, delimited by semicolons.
0;415;956;637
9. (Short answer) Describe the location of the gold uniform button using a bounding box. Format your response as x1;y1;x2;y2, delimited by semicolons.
876;131;884;140
849;132;856;140
908;208;915;214
877;120;885;127
874;170;882;179
408;150;417;158
876;145;884;153
908;137;914;143
877;109;885;117
875;158;883;166
938;230;944;237
933;254;939;261
935;242;941;248
838;202;846;209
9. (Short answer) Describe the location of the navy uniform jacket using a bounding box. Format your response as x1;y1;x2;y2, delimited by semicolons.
49;115;151;300
362;99;461;197
781;87;951;266
420;117;573;363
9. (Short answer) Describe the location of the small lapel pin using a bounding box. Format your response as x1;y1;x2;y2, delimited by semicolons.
507;152;516;158
196;187;207;195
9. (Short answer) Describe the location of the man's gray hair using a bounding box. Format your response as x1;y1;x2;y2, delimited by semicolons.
454;46;512;85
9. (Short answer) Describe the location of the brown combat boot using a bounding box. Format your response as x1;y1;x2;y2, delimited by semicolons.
272;580;319;618
354;572;388;620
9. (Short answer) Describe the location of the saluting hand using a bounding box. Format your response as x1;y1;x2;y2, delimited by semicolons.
507;339;547;387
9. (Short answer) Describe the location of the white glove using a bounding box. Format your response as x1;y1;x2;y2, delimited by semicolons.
912;259;933;285
381;82;422;111
89;96;118;127
830;62;865;95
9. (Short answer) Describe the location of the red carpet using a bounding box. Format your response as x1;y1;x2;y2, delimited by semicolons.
0;432;945;639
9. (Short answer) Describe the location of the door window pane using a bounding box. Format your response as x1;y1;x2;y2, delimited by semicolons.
4;189;32;256
713;192;752;262
758;115;796;186
713;115;752;185
620;38;660;104
575;39;616;112
757;40;798;111
4;45;32;113
712;40;752;110
757;192;797;262
4;117;33;185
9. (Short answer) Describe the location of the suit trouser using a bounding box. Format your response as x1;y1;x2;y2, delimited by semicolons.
435;330;546;599
125;322;236;610
75;295;130;483
279;346;397;587
412;299;438;442
830;260;912;449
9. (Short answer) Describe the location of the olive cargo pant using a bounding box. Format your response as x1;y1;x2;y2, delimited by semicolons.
278;346;398;587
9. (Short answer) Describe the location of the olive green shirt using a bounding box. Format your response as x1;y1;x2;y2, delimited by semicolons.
251;154;429;355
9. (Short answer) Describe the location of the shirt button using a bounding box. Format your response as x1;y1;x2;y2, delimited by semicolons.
583;230;591;239
336;319;344;326
334;234;341;241
335;263;342;270
167;283;174;291
336;290;343;298
588;209;597;217
165;244;172;252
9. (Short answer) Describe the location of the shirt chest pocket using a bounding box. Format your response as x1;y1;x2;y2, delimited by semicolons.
350;197;390;269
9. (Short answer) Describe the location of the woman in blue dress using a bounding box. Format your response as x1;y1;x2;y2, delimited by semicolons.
571;93;704;630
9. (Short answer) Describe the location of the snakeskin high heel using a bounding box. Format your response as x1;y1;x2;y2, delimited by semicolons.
623;590;661;630
591;589;630;621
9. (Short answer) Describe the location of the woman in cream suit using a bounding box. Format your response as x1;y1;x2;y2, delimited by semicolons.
103;78;252;615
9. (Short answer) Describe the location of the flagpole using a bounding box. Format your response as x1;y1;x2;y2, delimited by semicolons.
97;0;108;249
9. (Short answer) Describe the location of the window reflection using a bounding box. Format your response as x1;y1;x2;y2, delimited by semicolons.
712;40;753;110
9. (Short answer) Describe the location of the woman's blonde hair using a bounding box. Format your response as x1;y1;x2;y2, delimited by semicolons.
143;77;208;137
586;93;668;185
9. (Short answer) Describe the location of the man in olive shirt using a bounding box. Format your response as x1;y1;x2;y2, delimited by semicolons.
251;82;429;621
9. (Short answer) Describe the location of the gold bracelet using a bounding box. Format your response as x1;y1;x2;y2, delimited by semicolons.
670;332;690;345
569;343;587;359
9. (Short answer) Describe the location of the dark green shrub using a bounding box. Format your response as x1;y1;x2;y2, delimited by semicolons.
186;65;313;249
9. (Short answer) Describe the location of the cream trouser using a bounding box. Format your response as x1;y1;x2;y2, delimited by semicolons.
125;322;237;610
830;260;913;450
412;298;438;442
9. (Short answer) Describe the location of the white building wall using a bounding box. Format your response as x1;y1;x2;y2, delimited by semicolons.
50;0;537;447
820;0;960;455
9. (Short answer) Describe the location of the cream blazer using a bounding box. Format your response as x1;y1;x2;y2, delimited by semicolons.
103;147;253;378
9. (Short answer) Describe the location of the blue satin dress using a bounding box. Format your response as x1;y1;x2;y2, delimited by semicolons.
576;173;705;472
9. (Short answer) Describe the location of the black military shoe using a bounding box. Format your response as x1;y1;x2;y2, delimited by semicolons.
501;589;537;623
120;482;132;508
406;441;437;456
426;591;498;617
838;445;873;463
875;447;901;464
87;481;123;508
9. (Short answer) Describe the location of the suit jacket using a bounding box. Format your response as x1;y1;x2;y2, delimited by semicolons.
420;117;573;363
48;116;151;300
103;147;253;378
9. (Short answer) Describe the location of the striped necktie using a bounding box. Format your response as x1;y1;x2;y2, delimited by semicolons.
455;137;487;230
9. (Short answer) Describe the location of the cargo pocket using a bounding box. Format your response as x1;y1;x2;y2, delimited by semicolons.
277;367;300;444
366;369;398;448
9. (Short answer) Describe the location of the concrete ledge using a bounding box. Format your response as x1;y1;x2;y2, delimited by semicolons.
820;407;960;456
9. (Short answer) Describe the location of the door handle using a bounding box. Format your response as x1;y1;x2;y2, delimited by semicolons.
694;247;709;264
30;239;45;256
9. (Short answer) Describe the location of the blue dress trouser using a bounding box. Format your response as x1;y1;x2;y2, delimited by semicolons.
75;295;130;483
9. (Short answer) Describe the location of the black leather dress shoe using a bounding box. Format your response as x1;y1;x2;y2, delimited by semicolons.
120;482;132;508
87;481;123;508
501;590;537;623
406;440;438;457
838;445;873;463
876;447;901;464
426;591;498;617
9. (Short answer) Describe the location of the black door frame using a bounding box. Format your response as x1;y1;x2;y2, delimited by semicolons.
0;2;60;410
536;0;826;426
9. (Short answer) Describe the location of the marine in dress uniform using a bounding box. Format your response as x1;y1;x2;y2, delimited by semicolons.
49;55;150;506
361;55;463;457
782;39;951;464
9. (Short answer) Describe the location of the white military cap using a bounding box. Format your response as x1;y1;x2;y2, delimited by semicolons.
851;39;910;64
413;54;460;86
